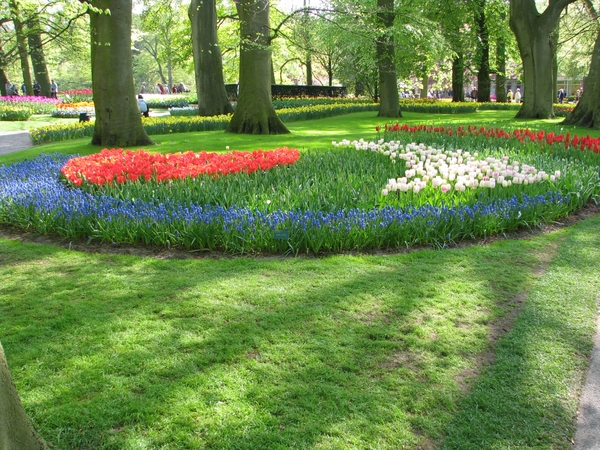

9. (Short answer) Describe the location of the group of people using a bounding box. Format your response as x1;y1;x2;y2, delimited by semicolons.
506;88;522;103
139;81;189;95
4;79;58;97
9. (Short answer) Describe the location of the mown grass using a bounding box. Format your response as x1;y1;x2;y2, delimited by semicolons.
1;214;598;449
1;109;599;449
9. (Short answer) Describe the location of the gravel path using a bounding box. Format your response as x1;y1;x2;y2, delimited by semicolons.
0;131;33;155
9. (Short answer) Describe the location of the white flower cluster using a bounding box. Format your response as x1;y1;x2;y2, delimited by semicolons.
332;139;561;196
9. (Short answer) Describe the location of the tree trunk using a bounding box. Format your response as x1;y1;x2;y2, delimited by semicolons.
0;68;8;97
376;0;401;118
188;0;233;116
0;342;49;450
509;0;576;118
475;0;490;102
226;0;289;134
27;21;52;98
551;24;559;103
10;1;33;96
452;53;464;102
562;29;600;128
496;37;507;103
421;71;428;99
90;0;153;146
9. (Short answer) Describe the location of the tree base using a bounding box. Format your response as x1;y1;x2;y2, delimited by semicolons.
225;111;290;135
561;106;598;129
377;109;402;119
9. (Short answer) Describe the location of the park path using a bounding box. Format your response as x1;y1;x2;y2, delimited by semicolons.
0;131;33;155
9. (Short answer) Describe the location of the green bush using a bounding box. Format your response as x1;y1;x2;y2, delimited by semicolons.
169;107;199;116
146;98;189;109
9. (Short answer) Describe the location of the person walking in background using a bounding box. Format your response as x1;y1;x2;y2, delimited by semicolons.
140;82;146;94
558;88;565;103
5;79;15;96
507;89;513;103
21;82;26;96
33;80;41;96
50;79;58;98
514;88;521;103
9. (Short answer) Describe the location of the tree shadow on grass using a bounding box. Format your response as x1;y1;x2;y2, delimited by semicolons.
1;213;598;449
440;214;600;449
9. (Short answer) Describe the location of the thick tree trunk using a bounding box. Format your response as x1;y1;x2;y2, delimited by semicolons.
452;53;464;102
562;29;600;128
226;0;289;134
496;38;507;103
0;342;49;450
189;0;233;116
376;0;401;118
27;21;52;98
509;0;576;118
475;0;490;102
90;0;153;146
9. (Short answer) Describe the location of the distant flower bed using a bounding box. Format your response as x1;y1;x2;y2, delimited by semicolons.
51;102;95;118
62;90;93;102
399;99;478;114
0;95;61;115
30;103;379;145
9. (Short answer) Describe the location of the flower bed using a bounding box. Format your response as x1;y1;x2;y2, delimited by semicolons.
2;121;599;254
0;95;61;115
61;147;300;186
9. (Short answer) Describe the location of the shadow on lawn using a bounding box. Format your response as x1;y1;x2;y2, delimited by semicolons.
440;215;600;449
0;218;598;449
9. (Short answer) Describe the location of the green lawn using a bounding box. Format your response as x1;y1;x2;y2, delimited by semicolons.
1;110;599;449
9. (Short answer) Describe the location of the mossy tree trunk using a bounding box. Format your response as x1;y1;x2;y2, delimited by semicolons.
89;0;154;146
188;0;233;116
509;0;576;118
562;29;600;128
0;342;49;450
226;0;289;134
376;0;401;118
